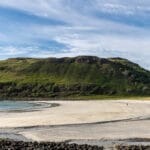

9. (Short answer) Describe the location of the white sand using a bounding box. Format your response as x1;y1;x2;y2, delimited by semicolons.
1;100;150;141
0;100;150;128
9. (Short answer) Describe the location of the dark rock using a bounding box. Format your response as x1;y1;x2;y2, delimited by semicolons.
0;140;103;150
115;145;150;150
75;56;100;64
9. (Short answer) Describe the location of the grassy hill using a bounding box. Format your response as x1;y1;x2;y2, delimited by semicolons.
0;56;149;98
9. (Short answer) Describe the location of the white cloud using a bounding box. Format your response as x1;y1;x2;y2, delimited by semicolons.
0;0;150;70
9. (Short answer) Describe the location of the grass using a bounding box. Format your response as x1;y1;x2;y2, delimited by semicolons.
65;95;150;100
0;56;149;98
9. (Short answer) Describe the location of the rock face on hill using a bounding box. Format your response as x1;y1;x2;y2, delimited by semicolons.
0;56;149;98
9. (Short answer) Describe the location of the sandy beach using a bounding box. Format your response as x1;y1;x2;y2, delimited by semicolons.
1;100;150;128
1;100;150;148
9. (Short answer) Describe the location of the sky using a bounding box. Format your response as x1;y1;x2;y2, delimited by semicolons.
0;0;150;70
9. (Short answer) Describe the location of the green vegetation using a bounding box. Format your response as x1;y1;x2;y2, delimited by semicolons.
0;56;149;98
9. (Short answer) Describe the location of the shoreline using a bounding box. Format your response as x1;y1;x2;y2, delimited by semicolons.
1;100;150;128
0;101;60;113
1;100;150;149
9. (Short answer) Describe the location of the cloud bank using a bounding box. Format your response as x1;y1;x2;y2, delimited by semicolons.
0;0;149;69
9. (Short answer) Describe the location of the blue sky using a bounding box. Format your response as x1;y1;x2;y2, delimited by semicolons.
0;0;150;70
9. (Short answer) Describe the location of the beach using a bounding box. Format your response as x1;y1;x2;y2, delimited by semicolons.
1;100;150;149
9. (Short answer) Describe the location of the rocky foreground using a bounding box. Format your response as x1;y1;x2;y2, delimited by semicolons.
116;145;150;150
0;140;103;150
1;140;150;150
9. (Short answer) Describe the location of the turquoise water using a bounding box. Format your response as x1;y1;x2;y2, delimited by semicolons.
0;101;38;111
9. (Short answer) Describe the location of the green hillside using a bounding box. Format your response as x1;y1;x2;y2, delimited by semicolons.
0;56;149;98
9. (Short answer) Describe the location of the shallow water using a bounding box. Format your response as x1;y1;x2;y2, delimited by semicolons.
0;101;41;112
